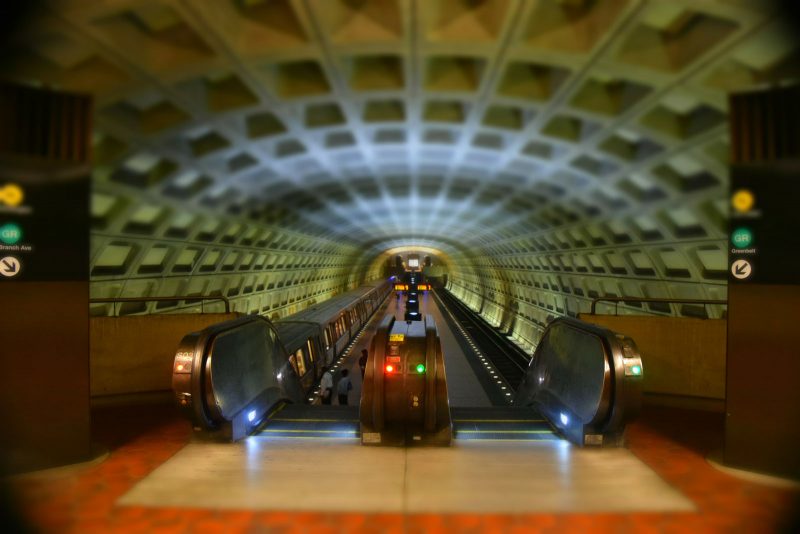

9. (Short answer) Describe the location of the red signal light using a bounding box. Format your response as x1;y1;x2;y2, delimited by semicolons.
385;364;395;373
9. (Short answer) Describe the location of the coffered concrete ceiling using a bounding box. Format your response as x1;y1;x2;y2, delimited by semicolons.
3;0;798;346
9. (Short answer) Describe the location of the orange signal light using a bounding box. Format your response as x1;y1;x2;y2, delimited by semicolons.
385;364;395;373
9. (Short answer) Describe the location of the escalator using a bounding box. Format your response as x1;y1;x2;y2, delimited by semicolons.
172;301;644;447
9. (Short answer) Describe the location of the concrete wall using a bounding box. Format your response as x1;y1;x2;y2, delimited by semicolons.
90;313;238;398
579;314;727;406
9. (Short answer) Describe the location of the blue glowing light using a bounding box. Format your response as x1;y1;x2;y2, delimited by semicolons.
560;412;569;425
248;410;256;422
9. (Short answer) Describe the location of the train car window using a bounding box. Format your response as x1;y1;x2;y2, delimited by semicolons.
289;354;299;375
324;328;332;349
294;348;307;376
306;339;316;363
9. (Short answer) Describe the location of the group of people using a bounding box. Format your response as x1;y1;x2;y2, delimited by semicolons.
319;349;369;406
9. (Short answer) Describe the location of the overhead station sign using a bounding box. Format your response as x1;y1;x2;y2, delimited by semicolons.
729;165;800;285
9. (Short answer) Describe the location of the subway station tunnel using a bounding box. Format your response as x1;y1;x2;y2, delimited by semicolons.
1;0;800;532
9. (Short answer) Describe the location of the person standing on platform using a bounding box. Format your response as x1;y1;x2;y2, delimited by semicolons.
320;368;333;405
358;349;369;379
337;369;352;406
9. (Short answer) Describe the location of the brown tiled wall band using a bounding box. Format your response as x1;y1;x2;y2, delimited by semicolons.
0;82;92;163
730;84;800;164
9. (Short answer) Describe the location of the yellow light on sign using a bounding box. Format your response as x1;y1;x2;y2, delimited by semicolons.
389;333;405;342
0;183;24;207
731;189;754;213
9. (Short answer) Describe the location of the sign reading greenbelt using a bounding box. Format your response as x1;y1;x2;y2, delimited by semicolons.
730;227;753;249
729;164;800;285
0;170;89;282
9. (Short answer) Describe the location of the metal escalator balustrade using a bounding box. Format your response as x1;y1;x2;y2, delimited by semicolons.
172;315;301;441
514;317;644;447
360;314;452;446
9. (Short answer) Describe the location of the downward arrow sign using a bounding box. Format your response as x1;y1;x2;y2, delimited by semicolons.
1;259;16;272
735;264;748;275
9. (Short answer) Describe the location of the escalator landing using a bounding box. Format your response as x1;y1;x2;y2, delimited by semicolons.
255;404;561;442
118;434;695;514
255;404;360;440
451;406;559;442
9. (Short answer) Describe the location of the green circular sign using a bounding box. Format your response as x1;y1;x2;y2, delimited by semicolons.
0;223;21;245
731;228;753;249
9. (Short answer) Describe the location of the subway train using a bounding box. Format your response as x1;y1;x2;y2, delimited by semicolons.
274;278;391;395
172;279;391;435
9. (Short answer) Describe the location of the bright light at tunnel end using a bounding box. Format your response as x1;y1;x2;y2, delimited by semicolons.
560;412;569;426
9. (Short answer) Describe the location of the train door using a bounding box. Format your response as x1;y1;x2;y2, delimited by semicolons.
306;337;322;379
289;348;313;393
331;316;346;358
322;325;336;366
344;312;353;340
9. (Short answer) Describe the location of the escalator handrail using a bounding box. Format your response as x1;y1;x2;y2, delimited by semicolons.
91;295;231;314
589;296;727;315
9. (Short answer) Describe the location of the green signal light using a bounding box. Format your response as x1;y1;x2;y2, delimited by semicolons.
631;365;642;376
416;364;426;374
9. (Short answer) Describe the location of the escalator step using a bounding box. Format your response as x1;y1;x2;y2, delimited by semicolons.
256;429;359;439
454;430;559;441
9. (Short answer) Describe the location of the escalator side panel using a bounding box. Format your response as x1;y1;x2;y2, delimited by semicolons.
207;320;284;420
514;318;643;446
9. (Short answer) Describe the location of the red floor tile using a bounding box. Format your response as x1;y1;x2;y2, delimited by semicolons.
4;402;799;533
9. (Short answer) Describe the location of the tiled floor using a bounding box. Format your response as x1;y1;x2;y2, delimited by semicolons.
6;403;799;533
116;438;694;514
